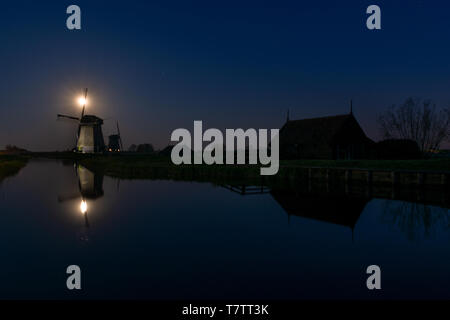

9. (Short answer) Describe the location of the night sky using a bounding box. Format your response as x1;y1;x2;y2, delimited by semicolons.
1;0;449;151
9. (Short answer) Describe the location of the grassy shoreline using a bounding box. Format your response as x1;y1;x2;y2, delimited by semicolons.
28;152;450;188
31;152;450;171
32;152;450;173
0;155;29;181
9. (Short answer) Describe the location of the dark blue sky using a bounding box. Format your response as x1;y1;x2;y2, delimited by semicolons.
1;0;449;150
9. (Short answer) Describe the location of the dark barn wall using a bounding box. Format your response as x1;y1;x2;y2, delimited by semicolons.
332;116;373;160
280;114;374;160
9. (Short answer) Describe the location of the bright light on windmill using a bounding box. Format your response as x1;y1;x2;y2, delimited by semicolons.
80;200;88;214
78;97;87;106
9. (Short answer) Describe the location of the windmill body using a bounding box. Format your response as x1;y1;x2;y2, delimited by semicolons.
107;121;123;152
107;134;121;152
77;115;106;153
57;88;106;153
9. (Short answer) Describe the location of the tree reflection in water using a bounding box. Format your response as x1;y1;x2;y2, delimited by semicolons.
380;200;450;241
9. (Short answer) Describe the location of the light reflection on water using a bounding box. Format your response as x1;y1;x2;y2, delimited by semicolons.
0;159;448;299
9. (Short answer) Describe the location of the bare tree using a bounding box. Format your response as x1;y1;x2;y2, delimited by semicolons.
128;144;137;152
377;97;450;152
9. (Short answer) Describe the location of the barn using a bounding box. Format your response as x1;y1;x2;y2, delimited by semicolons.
279;111;374;160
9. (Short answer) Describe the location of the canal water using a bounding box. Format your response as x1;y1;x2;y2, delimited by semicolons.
0;159;449;299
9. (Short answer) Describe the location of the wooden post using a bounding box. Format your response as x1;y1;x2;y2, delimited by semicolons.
308;168;312;192
391;171;398;199
367;170;373;185
345;169;352;183
367;170;373;197
391;171;398;186
417;172;425;187
284;168;289;188
345;169;352;194
442;173;448;187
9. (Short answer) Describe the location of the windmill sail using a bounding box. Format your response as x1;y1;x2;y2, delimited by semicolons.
117;121;123;150
80;88;88;118
57;114;80;121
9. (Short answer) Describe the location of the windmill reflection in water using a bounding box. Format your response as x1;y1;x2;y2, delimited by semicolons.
58;164;104;242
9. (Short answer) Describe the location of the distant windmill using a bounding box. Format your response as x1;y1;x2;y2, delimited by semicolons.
108;121;123;152
57;88;106;153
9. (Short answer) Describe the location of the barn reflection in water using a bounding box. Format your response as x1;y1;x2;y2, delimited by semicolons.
271;190;368;234
221;181;449;242
222;183;367;238
56;164;448;243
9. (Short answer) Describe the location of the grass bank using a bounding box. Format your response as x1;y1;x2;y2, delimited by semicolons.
0;155;29;181
282;159;450;171
75;155;450;176
32;152;450;186
33;152;450;174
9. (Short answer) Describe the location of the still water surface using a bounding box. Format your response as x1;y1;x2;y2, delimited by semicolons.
0;159;449;299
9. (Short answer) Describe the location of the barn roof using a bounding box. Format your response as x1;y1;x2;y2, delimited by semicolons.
280;113;376;147
280;114;352;146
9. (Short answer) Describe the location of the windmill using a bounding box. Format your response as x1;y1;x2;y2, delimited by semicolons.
57;88;106;153
108;121;123;152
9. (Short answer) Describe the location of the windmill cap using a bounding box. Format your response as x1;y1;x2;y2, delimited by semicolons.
80;115;104;125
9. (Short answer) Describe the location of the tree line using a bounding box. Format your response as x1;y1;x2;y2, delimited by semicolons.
377;97;450;153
